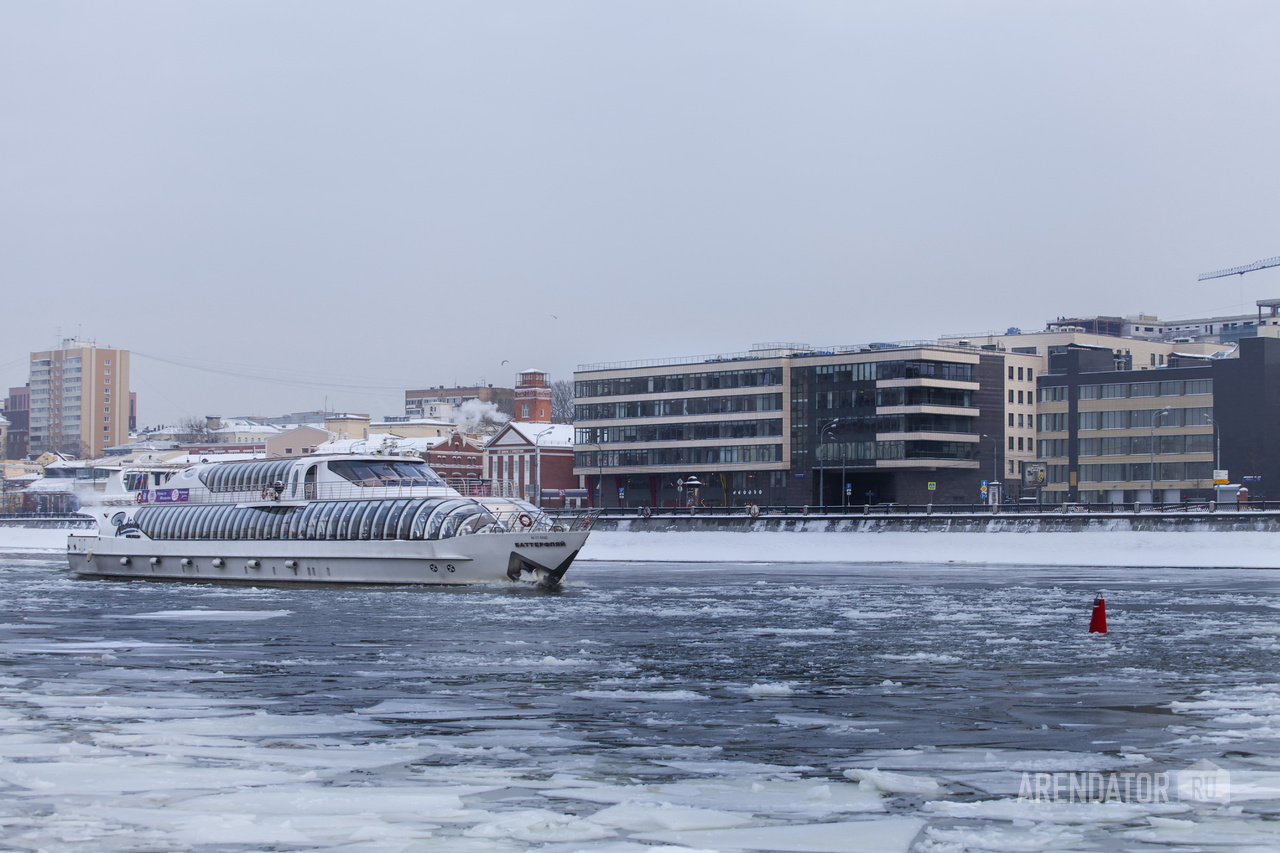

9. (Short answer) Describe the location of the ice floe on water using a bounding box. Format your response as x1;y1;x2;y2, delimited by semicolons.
2;554;1280;850
111;609;293;621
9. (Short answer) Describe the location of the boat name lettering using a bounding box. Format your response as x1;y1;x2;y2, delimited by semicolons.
515;541;567;548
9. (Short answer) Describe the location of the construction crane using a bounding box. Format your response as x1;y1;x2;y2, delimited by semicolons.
1199;255;1280;281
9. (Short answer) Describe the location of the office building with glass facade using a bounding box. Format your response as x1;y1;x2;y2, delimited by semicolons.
574;342;1007;508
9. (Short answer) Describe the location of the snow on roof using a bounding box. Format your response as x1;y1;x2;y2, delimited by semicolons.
370;418;454;428
274;423;328;433
23;477;76;493
314;432;478;457
166;451;265;465
314;433;409;455
43;458;91;469
212;422;282;435
498;422;574;447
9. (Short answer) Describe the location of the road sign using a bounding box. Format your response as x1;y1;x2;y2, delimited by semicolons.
845;483;852;495
927;482;936;491
1213;469;1229;485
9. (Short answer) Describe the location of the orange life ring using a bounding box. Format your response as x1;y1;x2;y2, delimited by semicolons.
518;513;533;528
134;492;144;504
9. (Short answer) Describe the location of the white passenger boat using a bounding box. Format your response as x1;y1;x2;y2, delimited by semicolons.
67;454;594;587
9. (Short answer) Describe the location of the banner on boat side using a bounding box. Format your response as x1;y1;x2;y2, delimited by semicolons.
137;489;190;504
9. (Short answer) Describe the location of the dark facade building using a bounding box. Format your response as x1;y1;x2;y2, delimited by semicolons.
1035;337;1280;503
5;385;30;459
786;350;1005;506
1212;336;1280;499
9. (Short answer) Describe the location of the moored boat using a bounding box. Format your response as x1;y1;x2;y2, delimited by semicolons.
67;454;594;586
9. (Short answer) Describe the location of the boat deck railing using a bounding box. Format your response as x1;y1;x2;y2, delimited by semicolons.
487;507;600;533
104;479;533;508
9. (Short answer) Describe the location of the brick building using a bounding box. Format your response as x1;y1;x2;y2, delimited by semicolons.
486;422;578;506
514;370;552;423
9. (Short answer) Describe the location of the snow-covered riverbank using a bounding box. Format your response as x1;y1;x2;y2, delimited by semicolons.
0;527;79;552
577;529;1280;569
4;526;1276;570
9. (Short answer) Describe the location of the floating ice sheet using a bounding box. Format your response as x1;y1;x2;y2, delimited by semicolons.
112;609;293;621
635;816;925;853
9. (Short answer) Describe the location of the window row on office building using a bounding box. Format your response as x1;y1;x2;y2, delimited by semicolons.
573;334;1280;509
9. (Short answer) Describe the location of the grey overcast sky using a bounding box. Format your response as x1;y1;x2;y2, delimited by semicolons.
3;2;1280;426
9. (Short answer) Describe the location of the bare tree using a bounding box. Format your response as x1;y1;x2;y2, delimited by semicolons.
551;380;574;424
176;416;215;443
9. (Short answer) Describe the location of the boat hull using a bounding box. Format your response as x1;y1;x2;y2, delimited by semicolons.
67;530;587;587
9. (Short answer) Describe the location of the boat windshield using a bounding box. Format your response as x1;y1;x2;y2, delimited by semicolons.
328;459;445;488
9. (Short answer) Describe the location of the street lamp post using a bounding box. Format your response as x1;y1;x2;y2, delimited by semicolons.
586;441;604;508
1204;412;1220;473
534;426;553;508
980;434;1001;505
819;419;839;509
1149;406;1173;503
841;445;848;509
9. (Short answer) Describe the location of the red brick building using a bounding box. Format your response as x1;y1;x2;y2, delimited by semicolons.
514;370;552;423
485;422;579;506
424;431;485;489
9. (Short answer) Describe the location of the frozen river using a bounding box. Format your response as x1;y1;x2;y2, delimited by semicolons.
2;549;1280;852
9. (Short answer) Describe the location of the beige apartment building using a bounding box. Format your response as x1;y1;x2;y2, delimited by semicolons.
1000;351;1041;486
28;340;131;458
939;328;1232;373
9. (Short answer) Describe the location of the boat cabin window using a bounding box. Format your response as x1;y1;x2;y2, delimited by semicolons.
328;459;444;488
124;472;148;492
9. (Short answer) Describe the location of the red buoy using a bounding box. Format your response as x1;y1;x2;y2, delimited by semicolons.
1088;594;1107;633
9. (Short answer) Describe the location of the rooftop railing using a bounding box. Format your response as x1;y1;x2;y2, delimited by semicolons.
102;478;528;508
576;340;999;373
